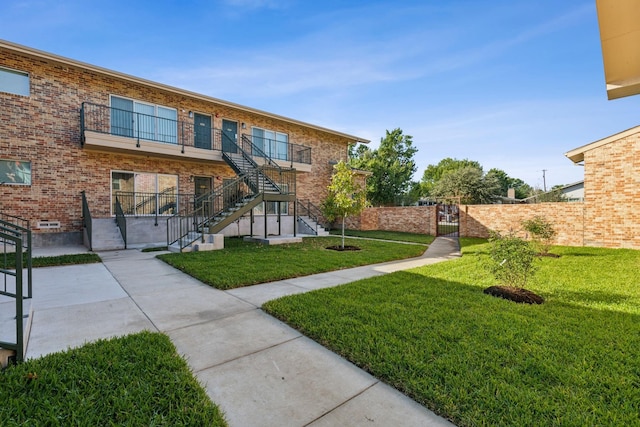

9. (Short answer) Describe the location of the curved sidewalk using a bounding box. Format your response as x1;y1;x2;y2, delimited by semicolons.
26;237;460;427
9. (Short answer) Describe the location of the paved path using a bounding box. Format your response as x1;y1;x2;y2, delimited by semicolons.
26;237;460;427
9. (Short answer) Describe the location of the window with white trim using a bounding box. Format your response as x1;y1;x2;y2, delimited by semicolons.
251;127;288;161
110;95;177;143
0;67;29;96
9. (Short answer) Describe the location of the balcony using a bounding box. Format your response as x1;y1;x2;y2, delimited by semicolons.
80;102;312;169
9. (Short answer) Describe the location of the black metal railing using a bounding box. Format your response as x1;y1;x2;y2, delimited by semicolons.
167;172;257;249
0;213;32;364
81;191;92;251
80;102;312;164
113;191;195;218
242;134;311;166
238;134;282;169
261;166;296;195
297;199;327;233
81;102;224;151
114;196;127;249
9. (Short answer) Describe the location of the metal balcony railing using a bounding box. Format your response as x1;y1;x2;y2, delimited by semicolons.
80;102;312;164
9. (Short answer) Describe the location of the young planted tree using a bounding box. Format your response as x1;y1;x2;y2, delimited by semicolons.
522;215;557;256
484;230;543;304
323;160;368;249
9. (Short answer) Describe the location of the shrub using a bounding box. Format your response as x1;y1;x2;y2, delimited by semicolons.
488;230;538;288
521;215;556;255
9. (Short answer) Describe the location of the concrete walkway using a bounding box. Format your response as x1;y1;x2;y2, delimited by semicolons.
26;237;460;427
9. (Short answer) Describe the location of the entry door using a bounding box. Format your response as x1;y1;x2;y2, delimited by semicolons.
222;119;238;153
194;176;213;217
194;113;212;149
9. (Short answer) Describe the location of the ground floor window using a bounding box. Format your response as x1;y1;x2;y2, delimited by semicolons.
111;171;178;216
253;185;289;215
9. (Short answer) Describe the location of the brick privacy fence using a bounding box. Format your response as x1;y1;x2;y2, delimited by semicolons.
350;203;586;246
347;206;437;236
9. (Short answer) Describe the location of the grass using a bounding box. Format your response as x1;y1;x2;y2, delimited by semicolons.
141;246;168;252
0;331;226;426
263;239;640;426
158;236;427;290
329;229;434;245
2;253;101;269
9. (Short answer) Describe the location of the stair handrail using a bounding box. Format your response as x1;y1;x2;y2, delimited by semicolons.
297;199;328;234
167;170;260;250
81;191;93;251
114;194;127;249
221;134;283;194
239;134;282;171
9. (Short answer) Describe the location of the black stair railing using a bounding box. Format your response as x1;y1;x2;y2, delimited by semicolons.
221;133;283;193
297;199;327;234
0;213;32;364
114;195;127;249
167;171;262;250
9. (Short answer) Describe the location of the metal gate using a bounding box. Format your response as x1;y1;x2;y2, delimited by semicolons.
0;213;32;364
436;203;459;237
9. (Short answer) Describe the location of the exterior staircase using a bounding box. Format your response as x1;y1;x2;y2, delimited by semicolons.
167;135;295;252
90;218;126;251
296;199;330;236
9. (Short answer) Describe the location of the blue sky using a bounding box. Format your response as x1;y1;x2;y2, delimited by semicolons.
2;0;639;189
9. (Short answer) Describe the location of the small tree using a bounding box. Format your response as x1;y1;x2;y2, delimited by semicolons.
521;216;556;255
323;160;367;249
487;230;538;289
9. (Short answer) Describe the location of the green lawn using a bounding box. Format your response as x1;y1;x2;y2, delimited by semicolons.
263;239;640;426
2;253;101;269
329;229;434;245
0;332;226;426
158;236;427;290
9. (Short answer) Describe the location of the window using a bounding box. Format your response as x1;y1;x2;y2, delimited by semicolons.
111;171;178;216
0;159;31;185
0;67;29;96
253;185;289;215
110;96;177;143
251;127;288;161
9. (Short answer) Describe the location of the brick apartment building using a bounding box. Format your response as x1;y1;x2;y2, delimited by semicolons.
0;40;369;250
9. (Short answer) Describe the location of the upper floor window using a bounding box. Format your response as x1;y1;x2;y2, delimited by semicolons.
252;127;288;161
110;95;177;144
0;67;29;96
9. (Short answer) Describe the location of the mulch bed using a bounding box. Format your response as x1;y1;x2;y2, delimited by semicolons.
537;252;560;258
483;285;544;304
326;245;361;251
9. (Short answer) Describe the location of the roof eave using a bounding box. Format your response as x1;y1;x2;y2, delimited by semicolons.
0;39;370;144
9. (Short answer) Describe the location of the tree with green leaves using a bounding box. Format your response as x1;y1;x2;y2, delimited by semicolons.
349;128;417;206
420;158;482;197
486;168;532;199
430;166;501;204
322;160;368;249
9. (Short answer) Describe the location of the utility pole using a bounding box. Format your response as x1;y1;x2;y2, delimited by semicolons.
542;169;547;192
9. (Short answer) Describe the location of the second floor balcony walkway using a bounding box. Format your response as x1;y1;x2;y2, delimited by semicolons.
80;102;312;168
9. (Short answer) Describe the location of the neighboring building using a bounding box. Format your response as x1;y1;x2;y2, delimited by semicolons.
0;40;369;250
565;125;640;248
559;180;584;202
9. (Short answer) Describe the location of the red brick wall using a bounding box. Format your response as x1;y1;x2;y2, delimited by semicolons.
1;47;354;242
